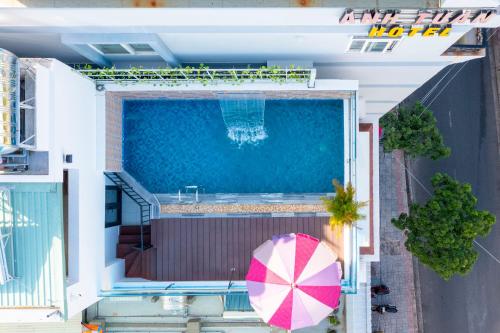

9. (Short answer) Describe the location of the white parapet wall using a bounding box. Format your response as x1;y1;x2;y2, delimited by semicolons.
49;61;105;319
357;131;371;250
102;78;358;93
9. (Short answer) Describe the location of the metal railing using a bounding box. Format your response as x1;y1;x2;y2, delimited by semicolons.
0;188;15;285
105;172;151;251
78;66;316;87
19;62;37;149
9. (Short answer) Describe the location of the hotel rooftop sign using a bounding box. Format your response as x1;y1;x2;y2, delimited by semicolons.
339;9;497;37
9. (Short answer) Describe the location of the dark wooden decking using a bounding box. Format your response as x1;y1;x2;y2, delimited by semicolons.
148;217;343;281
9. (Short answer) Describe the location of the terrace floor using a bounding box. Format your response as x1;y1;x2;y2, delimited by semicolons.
0;183;66;315
143;216;343;281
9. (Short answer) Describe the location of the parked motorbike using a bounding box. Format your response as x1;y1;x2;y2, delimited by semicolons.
371;284;390;297
372;304;398;314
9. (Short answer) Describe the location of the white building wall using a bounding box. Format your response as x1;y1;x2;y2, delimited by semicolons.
357;132;370;249
442;0;500;7
121;194;141;225
103;225;125;291
345;262;372;333
47;61;105;319
1;8;499;29
0;60;106;319
0;7;496;119
105;225;120;265
0;313;83;333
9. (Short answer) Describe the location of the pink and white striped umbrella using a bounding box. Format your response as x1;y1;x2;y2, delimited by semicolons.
246;233;342;331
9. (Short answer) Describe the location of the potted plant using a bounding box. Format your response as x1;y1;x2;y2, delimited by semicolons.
327;313;340;333
321;180;367;231
328;314;341;326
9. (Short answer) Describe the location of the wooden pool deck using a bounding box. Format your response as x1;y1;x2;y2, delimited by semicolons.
146;216;343;281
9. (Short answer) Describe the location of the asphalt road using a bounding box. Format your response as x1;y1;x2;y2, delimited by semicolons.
403;52;500;333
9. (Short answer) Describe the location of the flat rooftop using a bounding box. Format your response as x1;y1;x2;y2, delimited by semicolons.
5;1;441;9
146;216;343;281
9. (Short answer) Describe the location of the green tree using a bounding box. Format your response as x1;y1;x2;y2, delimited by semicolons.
380;101;451;160
392;173;495;280
321;180;367;231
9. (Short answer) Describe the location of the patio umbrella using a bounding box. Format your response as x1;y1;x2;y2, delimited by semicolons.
246;233;342;331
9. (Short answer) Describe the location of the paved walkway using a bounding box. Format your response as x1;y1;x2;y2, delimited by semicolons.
371;149;419;333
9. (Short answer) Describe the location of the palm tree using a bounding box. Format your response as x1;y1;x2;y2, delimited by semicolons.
321;180;367;231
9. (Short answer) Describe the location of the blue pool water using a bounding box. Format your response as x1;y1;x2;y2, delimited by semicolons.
123;98;344;193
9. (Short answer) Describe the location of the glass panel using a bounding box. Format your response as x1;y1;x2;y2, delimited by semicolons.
106;188;118;202
366;41;388;53
349;40;365;52
105;208;118;224
224;293;253;311
93;44;130;55
129;43;155;52
105;186;121;227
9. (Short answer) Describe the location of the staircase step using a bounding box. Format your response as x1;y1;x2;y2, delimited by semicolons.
120;225;151;235
126;251;143;278
117;243;135;258
141;248;157;280
119;234;151;244
124;250;140;273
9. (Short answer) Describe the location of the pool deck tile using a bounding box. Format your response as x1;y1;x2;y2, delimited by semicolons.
105;92;123;171
161;203;325;214
149;216;343;281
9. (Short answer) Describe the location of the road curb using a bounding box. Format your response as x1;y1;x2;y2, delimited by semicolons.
403;155;424;333
487;29;500;152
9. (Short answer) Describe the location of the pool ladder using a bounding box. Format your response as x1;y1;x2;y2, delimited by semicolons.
178;185;204;203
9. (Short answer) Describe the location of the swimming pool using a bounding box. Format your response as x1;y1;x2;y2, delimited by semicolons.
123;98;344;194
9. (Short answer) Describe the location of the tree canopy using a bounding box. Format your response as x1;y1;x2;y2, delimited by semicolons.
380;101;451;160
392;173;495;280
